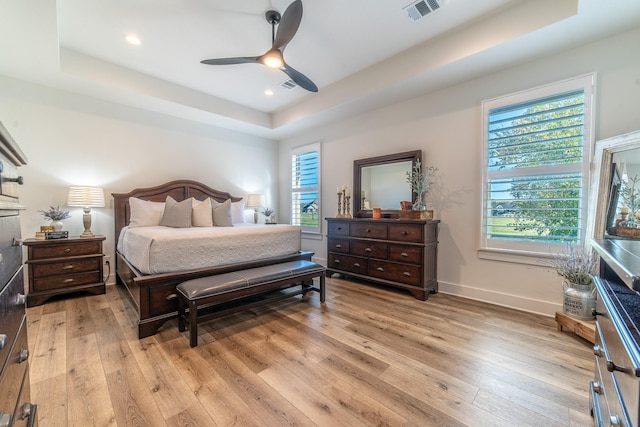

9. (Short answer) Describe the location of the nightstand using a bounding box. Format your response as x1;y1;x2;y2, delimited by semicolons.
24;235;106;307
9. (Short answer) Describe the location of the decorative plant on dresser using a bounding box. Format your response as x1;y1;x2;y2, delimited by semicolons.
325;217;439;300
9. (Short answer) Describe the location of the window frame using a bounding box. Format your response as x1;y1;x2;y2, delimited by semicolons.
290;142;322;239
479;74;596;263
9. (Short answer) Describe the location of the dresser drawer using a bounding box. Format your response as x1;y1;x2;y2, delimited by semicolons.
368;260;422;286
33;271;101;292
0;318;29;423
328;221;350;236
350;223;387;239
27;241;101;260
350;240;387;259
328;253;367;275
388;223;423;243
0;215;22;288
32;257;101;278
0;268;25;373
389;244;422;264
327;238;350;254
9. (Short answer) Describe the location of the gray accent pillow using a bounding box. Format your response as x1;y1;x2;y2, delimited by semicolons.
160;196;193;228
213;198;233;227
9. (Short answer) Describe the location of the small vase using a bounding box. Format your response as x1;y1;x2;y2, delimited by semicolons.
52;220;64;231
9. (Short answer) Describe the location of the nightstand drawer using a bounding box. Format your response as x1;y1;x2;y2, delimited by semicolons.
28;241;102;260
33;271;101;292
32;257;101;277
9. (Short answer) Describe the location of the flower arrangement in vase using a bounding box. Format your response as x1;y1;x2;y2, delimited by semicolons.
550;244;598;320
39;205;71;231
262;207;275;224
405;159;438;216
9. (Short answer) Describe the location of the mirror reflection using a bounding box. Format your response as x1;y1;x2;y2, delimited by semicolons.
353;150;421;218
607;148;640;238
361;161;413;210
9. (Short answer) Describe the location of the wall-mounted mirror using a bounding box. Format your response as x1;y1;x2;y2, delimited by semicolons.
353;150;421;218
587;130;640;240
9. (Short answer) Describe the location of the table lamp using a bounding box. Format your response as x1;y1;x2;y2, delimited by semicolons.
67;186;105;237
245;194;263;224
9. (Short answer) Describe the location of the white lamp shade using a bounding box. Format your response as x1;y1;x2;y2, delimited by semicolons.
245;194;263;209
67;186;105;208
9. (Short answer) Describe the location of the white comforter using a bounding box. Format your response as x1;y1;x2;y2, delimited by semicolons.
117;223;302;274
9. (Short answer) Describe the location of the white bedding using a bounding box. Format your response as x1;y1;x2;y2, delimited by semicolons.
117;223;302;274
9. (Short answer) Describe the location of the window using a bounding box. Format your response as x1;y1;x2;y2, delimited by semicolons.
291;142;321;236
480;74;595;258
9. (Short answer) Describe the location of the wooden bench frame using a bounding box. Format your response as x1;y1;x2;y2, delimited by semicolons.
177;262;325;347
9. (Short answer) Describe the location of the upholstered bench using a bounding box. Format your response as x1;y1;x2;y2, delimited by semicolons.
177;260;325;347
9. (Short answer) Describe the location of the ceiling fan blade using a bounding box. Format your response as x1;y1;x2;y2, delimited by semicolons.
200;57;259;65
282;63;318;92
272;0;303;51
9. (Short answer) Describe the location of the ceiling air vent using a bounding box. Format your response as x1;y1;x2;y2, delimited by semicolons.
280;79;298;90
404;0;441;22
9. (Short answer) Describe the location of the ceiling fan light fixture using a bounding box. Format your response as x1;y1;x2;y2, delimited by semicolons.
262;50;284;68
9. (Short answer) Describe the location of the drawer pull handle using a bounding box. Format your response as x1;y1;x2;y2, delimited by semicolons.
21;403;35;422
11;237;23;247
18;349;29;363
0;334;6;350
337;227;343;231
334;260;341;264
354;263;360;268
65;248;72;253
365;248;372;252
16;294;26;305
403;231;408;235
593;345;604;357
335;244;342;248
5;176;24;185
62;265;74;270
166;293;177;300
376;267;384;272
400;252;408;257
403;272;411;277
63;278;75;283
606;360;628;374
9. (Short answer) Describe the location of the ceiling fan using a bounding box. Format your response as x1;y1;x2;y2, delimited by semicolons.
201;0;318;93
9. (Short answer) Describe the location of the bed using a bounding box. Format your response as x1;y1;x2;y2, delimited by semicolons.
112;180;313;338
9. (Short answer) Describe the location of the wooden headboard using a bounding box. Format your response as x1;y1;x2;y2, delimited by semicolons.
111;180;243;242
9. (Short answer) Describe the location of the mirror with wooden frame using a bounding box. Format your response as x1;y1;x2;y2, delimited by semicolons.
353;150;421;218
587;130;640;240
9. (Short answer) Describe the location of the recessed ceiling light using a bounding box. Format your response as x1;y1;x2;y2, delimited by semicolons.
125;34;141;45
264;89;274;96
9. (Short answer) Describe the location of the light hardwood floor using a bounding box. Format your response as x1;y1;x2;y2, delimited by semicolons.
26;277;595;427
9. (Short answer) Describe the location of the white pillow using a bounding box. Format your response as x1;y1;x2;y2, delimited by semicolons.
231;200;246;224
192;198;213;227
128;197;165;228
213;199;233;227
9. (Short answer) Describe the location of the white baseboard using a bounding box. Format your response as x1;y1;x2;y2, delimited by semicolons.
438;280;561;318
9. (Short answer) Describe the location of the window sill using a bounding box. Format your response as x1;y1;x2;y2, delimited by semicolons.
478;247;553;267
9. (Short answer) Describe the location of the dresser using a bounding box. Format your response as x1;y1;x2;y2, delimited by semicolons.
591;238;640;427
24;236;105;307
326;217;439;300
0;121;37;426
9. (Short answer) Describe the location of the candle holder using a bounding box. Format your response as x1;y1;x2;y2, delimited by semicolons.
336;191;344;218
344;195;352;218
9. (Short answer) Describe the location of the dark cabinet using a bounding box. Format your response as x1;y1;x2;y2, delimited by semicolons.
326;218;439;300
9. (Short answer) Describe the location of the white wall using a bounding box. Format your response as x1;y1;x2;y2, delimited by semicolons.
279;27;640;317
0;77;278;285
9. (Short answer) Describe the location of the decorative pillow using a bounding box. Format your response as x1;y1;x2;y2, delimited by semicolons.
192;198;213;227
160;196;193;228
231;200;246;224
213;199;233;227
210;198;221;208
128;197;165;228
